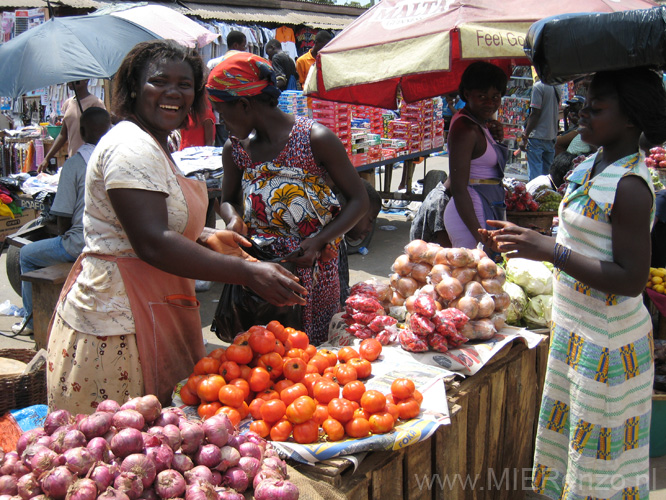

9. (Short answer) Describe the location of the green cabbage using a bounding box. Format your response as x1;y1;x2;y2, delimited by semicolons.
503;281;527;325
523;294;553;328
505;258;553;296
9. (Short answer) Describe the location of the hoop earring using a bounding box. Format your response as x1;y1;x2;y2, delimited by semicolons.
130;92;136;98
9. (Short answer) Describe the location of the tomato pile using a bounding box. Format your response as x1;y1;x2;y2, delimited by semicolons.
180;321;422;444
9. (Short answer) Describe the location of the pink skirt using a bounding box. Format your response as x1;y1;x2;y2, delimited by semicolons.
443;187;486;249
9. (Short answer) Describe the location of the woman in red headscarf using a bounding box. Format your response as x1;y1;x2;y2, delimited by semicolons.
208;52;368;345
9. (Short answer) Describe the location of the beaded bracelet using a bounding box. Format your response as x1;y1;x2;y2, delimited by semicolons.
553;243;571;270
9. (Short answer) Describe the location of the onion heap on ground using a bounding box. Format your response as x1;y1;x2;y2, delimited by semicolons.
0;395;298;500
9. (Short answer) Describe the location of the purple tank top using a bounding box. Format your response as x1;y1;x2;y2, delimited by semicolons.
449;112;502;180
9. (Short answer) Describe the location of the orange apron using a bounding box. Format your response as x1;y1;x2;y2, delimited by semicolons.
53;162;208;405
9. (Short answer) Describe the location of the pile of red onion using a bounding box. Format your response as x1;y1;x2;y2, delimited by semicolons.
0;395;298;500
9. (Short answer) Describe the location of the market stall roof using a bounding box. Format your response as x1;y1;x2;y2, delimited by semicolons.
179;2;358;29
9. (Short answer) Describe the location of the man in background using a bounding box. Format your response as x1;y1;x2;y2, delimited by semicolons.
296;30;332;87
522;80;560;181
206;30;248;70
13;107;111;335
265;39;299;90
38;80;105;173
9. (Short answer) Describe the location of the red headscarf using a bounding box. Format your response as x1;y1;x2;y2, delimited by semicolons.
206;52;280;103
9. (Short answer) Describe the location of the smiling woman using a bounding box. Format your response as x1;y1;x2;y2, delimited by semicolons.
45;40;308;413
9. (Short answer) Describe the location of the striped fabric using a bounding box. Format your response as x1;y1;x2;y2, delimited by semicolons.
532;151;655;500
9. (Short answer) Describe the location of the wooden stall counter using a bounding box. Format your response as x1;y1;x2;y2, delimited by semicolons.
296;332;550;500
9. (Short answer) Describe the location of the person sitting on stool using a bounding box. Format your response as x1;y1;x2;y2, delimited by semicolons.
13;107;111;335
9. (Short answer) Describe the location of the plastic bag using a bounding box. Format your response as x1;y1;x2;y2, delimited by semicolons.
212;243;302;342
525;8;666;85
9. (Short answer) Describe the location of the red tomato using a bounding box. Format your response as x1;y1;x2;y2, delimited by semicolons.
273;379;294;394
179;384;200;406
302;373;322;398
197;374;226;403
236;401;250;420
317;349;338;368
285;348;309;362
256;389;280;401
312;404;329;425
266;320;288;343
283;357;307;382
397;398;421;420
292;419;319;444
341;380;366;403
280;382;308;406
233;331;251;344
185;374;205;395
198;401;222;420
216;406;241;427
348;358;372;379
218;384;245;408
269;419;292;442
219;361;241;381
345;417;371;438
391;379;416;400
308;355;330;374
327;398;355;423
413;389;423;404
225;343;253;365
260;399;287;423
286;395;316;424
369;412;395;434
248;398;265;420
249;419;270;438
385;402;400;422
248;328;276;355
337;346;360;364
322;418;345;441
334;364;358;385
193;357;221;376
257;352;284;380
304;344;317;359
273;339;286;357
208;348;227;362
228;378;251;400
353;407;371;420
239;364;252;381
248;367;271;392
360;390;386;414
313;379;340;404
287;329;309;350
359;338;382;361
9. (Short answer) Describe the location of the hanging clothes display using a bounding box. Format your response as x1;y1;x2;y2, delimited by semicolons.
296;27;317;56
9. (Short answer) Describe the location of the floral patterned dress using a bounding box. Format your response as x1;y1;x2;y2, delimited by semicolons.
230;116;340;344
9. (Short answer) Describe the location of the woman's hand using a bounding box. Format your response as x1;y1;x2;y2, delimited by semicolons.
226;215;248;235
202;229;258;261
246;262;308;307
487;120;504;142
485;220;554;262
283;237;324;268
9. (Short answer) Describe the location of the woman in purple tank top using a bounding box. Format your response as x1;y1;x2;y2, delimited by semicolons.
444;62;508;249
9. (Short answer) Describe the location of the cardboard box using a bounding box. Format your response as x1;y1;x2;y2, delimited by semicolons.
0;209;38;242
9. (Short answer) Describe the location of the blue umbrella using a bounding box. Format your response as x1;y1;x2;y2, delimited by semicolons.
0;14;159;98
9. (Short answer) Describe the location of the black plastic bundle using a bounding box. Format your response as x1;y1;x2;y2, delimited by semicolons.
524;7;666;84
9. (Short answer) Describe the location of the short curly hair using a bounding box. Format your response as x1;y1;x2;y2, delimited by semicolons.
112;40;207;127
458;62;508;103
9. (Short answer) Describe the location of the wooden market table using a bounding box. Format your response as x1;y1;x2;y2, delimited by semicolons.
296;332;550;500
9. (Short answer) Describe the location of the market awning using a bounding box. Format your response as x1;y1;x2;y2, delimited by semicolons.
180;2;358;29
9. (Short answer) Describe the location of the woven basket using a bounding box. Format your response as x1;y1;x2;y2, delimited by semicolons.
506;211;557;233
0;349;47;415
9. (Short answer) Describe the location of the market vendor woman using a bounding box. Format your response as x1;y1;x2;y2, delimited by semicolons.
210;52;368;345
484;67;666;500
46;40;307;413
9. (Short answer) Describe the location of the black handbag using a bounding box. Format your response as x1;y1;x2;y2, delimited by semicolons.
211;241;303;342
